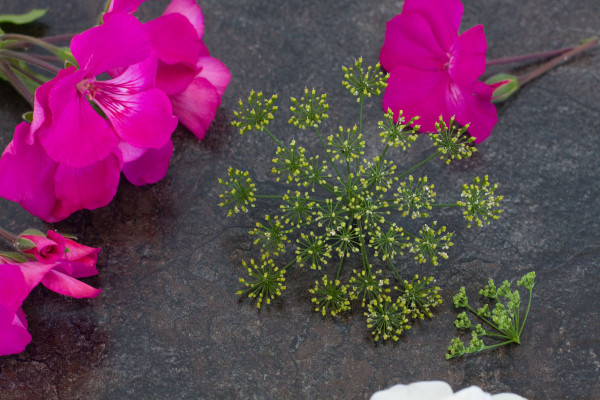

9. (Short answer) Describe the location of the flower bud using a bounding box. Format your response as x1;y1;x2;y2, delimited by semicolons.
486;73;520;103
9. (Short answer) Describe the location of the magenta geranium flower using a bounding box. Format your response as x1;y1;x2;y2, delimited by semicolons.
379;0;497;143
107;0;231;140
34;12;177;168
0;122;122;222
0;235;101;356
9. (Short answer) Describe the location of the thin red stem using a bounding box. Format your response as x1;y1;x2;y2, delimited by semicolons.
0;226;18;248
517;38;598;85
487;47;573;66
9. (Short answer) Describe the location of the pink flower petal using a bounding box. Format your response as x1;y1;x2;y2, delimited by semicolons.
71;13;152;77
452;81;497;143
53;153;122;216
164;0;205;39
0;262;55;312
449;25;487;88
155;61;198;95
0;306;31;356
380;12;447;73
107;0;146;14
123;140;173;186
196;56;231;97
118;141;146;163
41;269;101;299
402;0;463;51
170;77;220;140
63;238;100;278
383;65;451;132
0;123;59;222
39;67;120;168
145;13;201;67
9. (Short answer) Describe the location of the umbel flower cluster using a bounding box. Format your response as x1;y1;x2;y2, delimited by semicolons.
220;59;503;341
446;271;536;359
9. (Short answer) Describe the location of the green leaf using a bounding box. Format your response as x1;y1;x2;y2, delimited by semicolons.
0;8;48;25
20;228;45;236
16;237;36;251
0;251;28;263
22;111;33;123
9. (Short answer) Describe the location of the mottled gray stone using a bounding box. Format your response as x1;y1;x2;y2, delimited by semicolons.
0;0;599;399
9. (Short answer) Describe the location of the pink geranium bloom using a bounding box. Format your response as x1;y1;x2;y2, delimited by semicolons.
0;251;101;356
33;12;177;168
0;122;122;222
379;0;497;143
19;230;66;264
107;0;231;141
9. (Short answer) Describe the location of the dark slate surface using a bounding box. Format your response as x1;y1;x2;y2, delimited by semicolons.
0;0;599;399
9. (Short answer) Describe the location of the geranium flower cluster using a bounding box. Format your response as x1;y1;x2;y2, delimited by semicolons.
221;59;503;341
0;228;101;356
0;0;230;222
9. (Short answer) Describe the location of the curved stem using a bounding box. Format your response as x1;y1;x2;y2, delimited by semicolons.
0;33;64;54
0;61;34;106
518;287;534;337
0;49;61;74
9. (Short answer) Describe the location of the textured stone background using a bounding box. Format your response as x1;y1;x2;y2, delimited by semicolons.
0;0;599;399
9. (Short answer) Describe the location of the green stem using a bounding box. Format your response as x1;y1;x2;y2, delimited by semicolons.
398;150;441;180
314;126;343;180
518;287;534;337
0;49;61;74
282;258;297;271
255;194;327;204
263;128;284;148
335;255;345;280
386;259;404;283
355;94;364;174
431;203;462;207
0;61;34;106
467;304;504;334
480;339;517;351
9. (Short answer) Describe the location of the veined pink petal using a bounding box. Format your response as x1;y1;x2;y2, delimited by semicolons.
449;25;487;87
155;61;198;95
0;123;59;222
145;13;201;67
196;57;231;97
402;0;463;51
123;140;173;186
0;306;31;356
95;85;177;149
380;13;448;73
71;13;152;77
107;0;146;14
383;65;451;132
53;153;122;216
452;81;497;143
170;77;220;140
164;0;205;39
39;67;119;168
41;269;101;299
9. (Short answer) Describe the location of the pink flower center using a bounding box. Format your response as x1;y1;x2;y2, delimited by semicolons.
77;77;141;120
